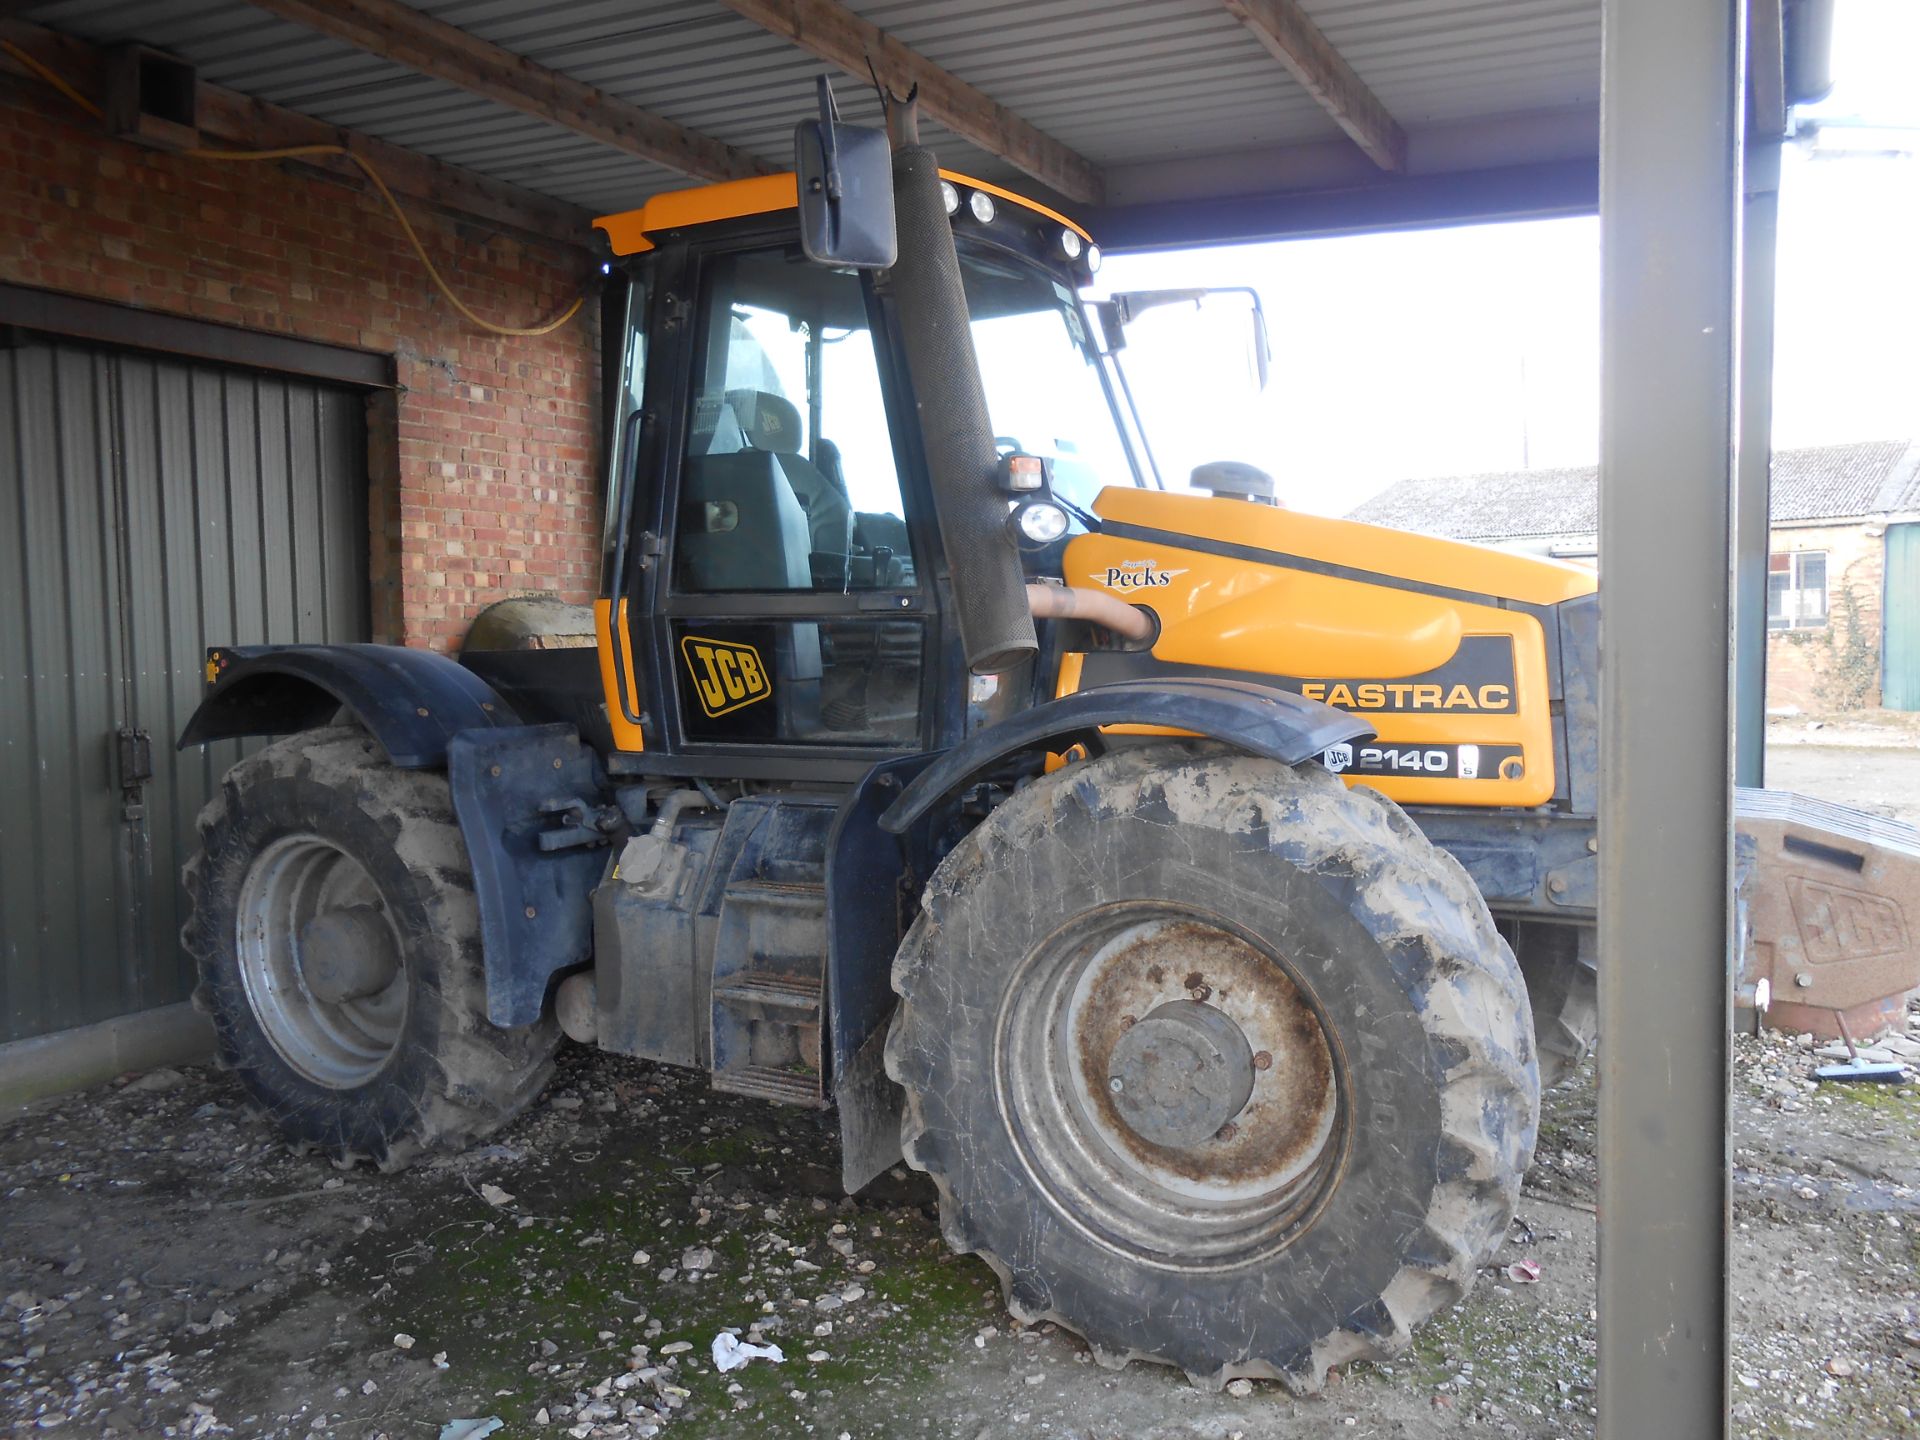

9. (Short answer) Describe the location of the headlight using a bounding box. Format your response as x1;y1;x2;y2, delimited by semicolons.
1085;244;1101;272
1059;228;1082;260
1012;499;1070;546
968;189;996;224
940;180;960;216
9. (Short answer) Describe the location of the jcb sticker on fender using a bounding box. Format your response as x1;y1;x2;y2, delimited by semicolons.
680;635;771;717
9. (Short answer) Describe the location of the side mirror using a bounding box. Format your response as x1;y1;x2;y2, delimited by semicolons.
1112;287;1271;391
794;77;896;269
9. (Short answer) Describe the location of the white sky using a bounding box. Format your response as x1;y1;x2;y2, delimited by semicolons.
1095;0;1920;518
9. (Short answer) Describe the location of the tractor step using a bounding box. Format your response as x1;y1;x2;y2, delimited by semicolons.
713;972;822;1016
712;1064;829;1109
722;879;826;912
708;817;832;1106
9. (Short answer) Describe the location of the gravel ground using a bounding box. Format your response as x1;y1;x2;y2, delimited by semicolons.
4;733;1918;1439
2;1016;1917;1440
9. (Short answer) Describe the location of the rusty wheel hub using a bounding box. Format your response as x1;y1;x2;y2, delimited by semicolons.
1106;1000;1255;1149
994;904;1349;1270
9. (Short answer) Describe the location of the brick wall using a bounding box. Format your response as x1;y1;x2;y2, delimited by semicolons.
1766;521;1885;713
0;91;601;651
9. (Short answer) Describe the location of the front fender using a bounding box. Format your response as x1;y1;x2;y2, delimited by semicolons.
878;677;1373;836
179;644;517;768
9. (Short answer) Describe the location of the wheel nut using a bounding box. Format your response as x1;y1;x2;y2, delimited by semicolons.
1188;985;1212;1002
1108;1076;1124;1093
1119;1015;1136;1030
1252;1051;1272;1071
1216;1122;1238;1142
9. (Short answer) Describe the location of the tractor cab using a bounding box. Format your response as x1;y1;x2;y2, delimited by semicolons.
586;170;1133;772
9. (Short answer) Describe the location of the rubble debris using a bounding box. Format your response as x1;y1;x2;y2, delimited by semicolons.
712;1332;784;1372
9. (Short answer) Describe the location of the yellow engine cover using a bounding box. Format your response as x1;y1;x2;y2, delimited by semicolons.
1059;489;1597;808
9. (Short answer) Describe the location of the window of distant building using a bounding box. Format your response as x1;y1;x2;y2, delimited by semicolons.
1767;550;1828;630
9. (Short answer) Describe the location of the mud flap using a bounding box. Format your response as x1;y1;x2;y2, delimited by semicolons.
447;724;613;1027
828;753;936;1192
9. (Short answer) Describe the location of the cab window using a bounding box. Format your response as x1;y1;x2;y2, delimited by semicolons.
674;249;913;594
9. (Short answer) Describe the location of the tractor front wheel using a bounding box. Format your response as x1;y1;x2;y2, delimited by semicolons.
183;726;558;1170
886;742;1539;1391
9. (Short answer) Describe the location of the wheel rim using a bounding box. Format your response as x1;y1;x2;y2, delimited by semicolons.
235;833;408;1089
994;901;1351;1272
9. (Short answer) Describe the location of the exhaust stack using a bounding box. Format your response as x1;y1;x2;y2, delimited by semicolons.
882;98;1036;675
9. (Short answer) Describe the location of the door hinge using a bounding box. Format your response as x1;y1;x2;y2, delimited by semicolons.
637;530;666;569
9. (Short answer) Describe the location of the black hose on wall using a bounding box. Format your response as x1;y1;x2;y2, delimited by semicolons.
886;145;1037;675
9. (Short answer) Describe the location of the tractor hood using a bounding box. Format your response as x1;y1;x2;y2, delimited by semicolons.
1058;487;1597;809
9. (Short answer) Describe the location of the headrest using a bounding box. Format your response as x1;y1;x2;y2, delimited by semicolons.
726;389;804;454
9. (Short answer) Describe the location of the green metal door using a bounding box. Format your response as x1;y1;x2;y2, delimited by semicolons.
0;336;369;1044
1886;523;1920;711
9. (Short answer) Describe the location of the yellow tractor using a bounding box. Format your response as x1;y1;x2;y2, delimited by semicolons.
179;88;1597;1391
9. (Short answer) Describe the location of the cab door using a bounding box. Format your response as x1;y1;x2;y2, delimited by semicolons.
638;238;941;777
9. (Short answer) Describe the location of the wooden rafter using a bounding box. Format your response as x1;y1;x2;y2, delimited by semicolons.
0;20;592;244
245;0;771;184
1223;0;1407;173
716;0;1105;205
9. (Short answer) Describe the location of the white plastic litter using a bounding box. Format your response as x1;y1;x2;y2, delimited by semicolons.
439;1419;503;1440
712;1332;785;1372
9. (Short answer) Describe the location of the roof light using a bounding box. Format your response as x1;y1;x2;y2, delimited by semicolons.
1085;244;1101;273
968;189;996;224
940;180;960;216
1059;228;1082;260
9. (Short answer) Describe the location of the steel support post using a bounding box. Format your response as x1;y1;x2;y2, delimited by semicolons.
1596;0;1742;1434
1735;143;1781;789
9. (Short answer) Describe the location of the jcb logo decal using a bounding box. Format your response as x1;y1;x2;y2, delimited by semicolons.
681;636;771;717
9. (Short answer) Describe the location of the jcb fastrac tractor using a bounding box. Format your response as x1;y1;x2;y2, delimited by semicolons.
180;90;1597;1391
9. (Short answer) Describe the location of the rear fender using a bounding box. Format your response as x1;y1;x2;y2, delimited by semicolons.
179;643;516;768
447;724;617;1028
181;645;611;1029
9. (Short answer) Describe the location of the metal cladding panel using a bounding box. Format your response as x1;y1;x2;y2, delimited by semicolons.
0;337;368;1044
1307;0;1600;124
0;343;128;1045
14;0;1603;220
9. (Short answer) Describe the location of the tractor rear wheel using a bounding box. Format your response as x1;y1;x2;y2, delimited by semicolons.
183;726;559;1171
886;742;1538;1391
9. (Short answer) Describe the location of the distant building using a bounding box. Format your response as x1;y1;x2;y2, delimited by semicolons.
1348;440;1920;713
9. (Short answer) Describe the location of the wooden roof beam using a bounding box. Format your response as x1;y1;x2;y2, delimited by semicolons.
245;0;770;184
1223;0;1407;173
1;20;592;244
715;0;1105;206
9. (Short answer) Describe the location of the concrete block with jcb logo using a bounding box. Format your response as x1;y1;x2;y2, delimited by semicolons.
1737;787;1920;1040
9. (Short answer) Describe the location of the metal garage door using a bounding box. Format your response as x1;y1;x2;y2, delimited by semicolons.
0;335;369;1044
1885;523;1920;712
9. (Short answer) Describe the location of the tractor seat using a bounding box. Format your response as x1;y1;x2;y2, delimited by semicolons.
726;389;853;558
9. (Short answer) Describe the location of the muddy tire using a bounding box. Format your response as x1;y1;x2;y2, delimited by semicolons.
886;742;1538;1392
183;726;559;1171
1506;920;1598;1089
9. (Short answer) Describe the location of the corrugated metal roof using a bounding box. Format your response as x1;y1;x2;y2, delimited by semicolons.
1346;441;1920;539
11;0;1603;221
